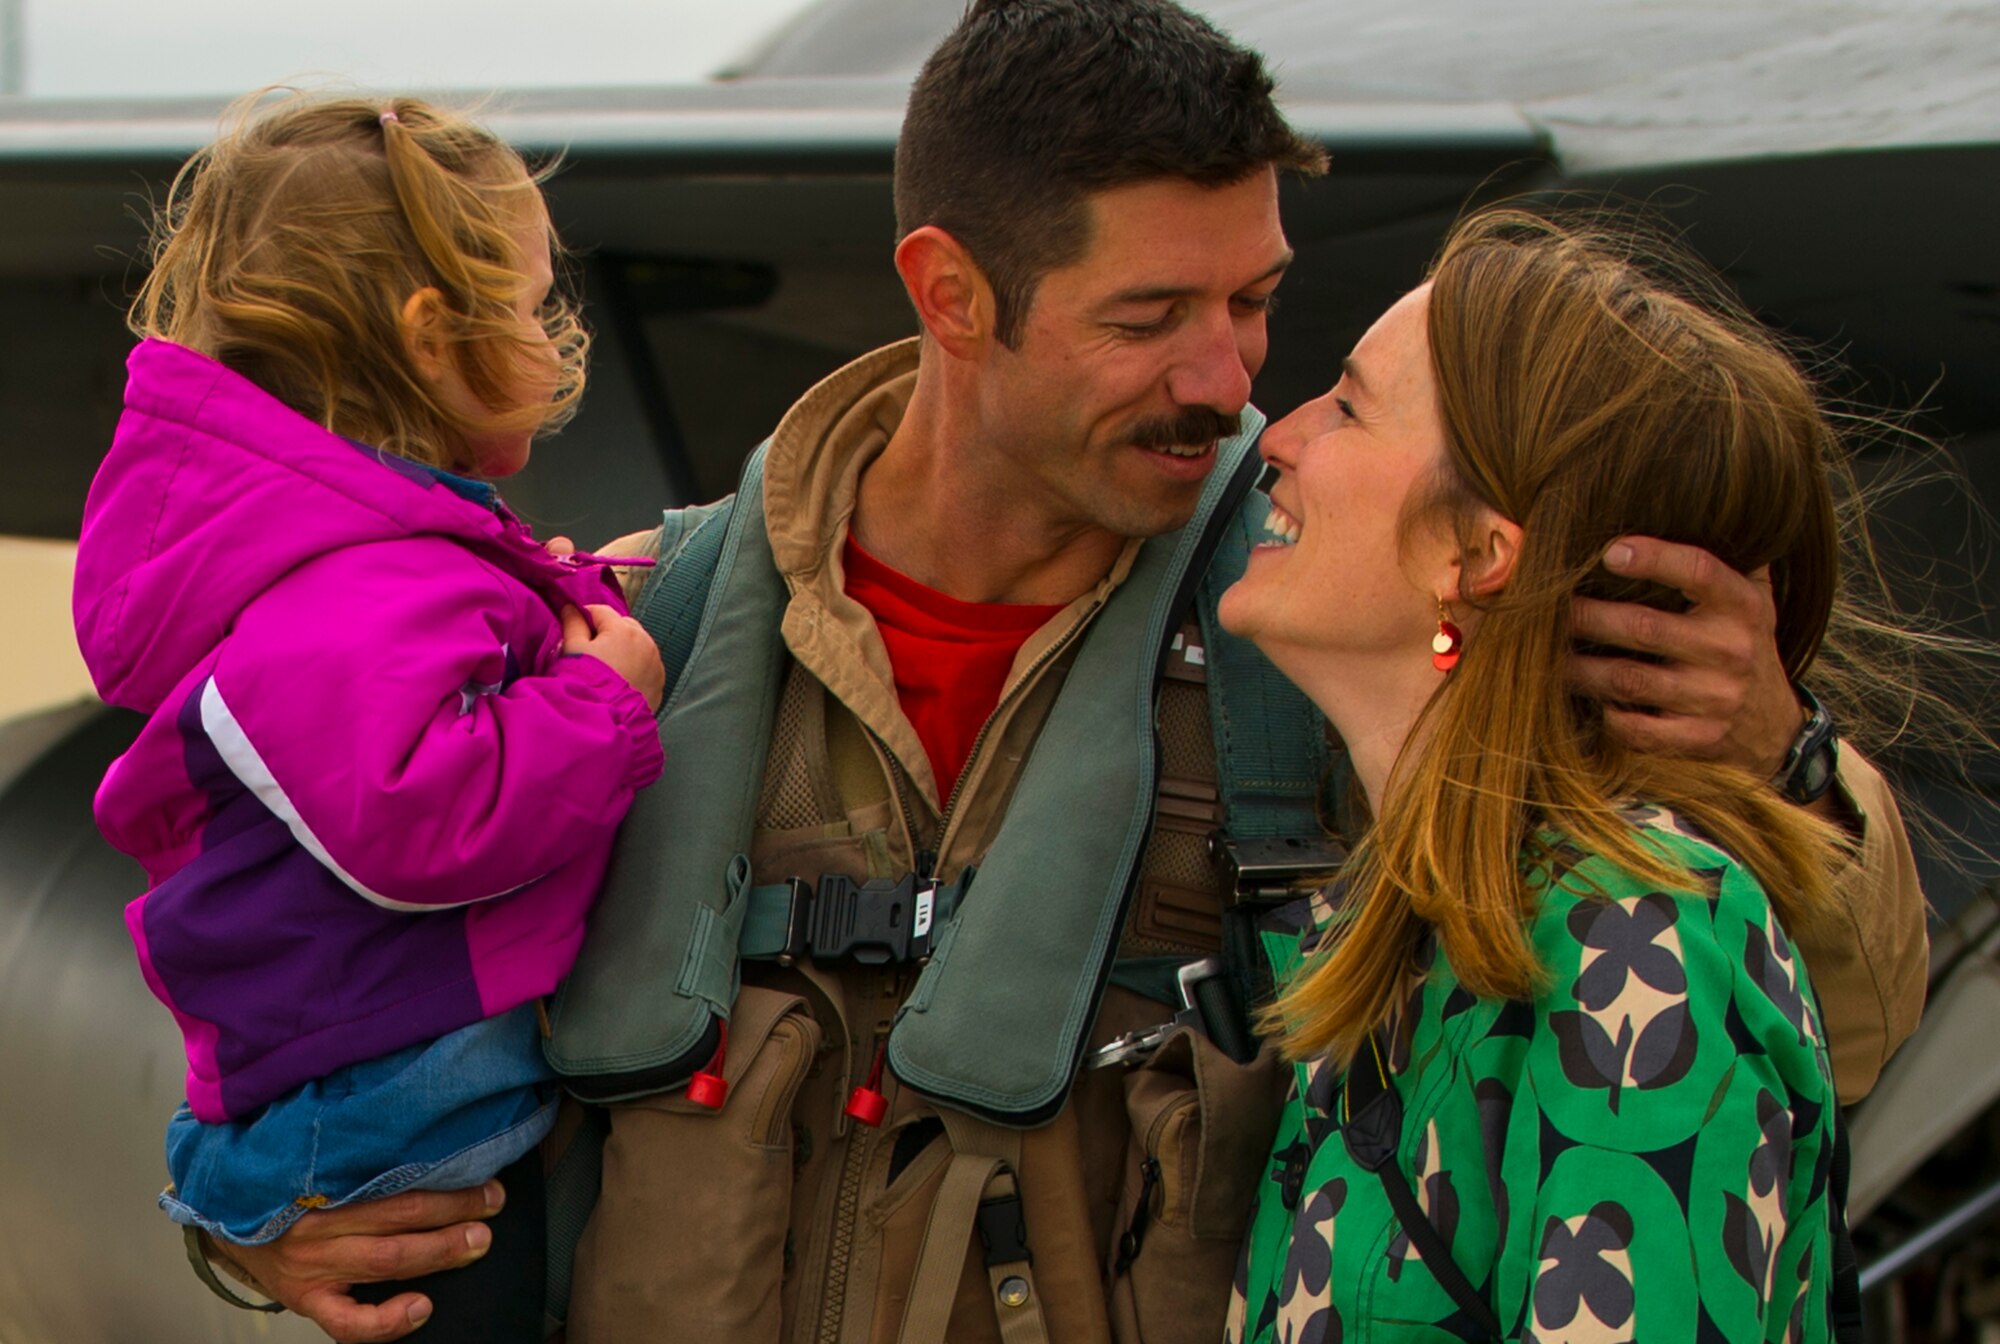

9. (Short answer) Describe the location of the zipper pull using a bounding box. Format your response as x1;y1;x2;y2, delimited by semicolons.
844;1037;890;1128
557;551;658;569
687;1019;730;1111
1113;1158;1162;1275
914;849;938;881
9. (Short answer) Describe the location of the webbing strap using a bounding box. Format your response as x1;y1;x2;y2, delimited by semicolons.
1341;1035;1502;1340
738;878;967;958
739;885;794;958
895;1113;1051;1344
1195;490;1328;842
183;1228;285;1314
542;1103;609;1336
632;501;734;696
1828;1109;1863;1344
988;1237;1053;1344
897;1152;1008;1344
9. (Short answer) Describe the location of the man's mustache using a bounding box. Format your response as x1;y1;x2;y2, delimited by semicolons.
1127;407;1241;451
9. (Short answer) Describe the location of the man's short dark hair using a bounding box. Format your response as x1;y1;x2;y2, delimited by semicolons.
895;0;1327;348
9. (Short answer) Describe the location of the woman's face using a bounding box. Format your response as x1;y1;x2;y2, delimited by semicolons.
1218;285;1457;667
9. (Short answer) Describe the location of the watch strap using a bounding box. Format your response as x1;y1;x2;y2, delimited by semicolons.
1771;685;1839;805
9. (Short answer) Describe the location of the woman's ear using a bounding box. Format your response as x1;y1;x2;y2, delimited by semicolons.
1462;509;1522;598
399;287;452;388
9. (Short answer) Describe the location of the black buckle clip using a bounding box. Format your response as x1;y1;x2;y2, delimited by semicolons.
1209;832;1346;904
975;1192;1033;1266
779;874;939;965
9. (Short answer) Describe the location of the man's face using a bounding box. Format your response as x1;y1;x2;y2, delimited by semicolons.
975;169;1291;541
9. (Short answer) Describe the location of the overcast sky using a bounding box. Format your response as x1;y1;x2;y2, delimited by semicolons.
14;0;813;97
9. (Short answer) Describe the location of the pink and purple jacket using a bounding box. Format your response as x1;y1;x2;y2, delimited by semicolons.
73;339;664;1124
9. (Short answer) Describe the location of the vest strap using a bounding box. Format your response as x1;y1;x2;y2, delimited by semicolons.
633;503;733;696
541;1102;609;1333
1195;491;1332;851
544;444;784;1099
1342;1033;1502;1339
886;413;1270;1125
740;875;967;964
896;1112;1051;1344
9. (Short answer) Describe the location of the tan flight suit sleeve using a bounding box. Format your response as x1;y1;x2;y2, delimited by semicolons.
1796;747;1929;1103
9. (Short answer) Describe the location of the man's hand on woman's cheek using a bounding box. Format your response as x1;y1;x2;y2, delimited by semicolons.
1568;535;1803;777
207;1181;502;1343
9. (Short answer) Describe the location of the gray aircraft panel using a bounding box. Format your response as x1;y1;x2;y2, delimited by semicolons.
732;0;2000;168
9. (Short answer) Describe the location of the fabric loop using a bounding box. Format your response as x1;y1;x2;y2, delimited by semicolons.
894;1112;1051;1344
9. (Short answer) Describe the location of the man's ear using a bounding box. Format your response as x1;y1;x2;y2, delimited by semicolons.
399;287;453;388
893;226;993;360
1462;509;1523;598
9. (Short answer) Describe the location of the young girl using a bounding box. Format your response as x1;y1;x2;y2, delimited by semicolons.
71;93;665;1339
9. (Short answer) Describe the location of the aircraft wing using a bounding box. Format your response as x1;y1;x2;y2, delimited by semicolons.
0;78;1551;542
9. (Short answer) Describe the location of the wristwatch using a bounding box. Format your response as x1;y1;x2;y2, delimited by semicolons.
1770;685;1839;805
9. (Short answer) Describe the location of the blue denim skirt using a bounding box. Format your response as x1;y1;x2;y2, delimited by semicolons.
161;1004;557;1245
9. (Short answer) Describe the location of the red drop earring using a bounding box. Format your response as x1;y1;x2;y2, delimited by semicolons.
1432;600;1462;673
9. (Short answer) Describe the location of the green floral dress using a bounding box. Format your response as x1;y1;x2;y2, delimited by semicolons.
1228;808;1837;1343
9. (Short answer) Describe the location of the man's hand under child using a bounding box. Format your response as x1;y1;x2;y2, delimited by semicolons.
207;1181;501;1343
1569;536;1805;781
561;602;666;711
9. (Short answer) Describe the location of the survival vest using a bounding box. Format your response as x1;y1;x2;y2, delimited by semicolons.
542;417;1340;1331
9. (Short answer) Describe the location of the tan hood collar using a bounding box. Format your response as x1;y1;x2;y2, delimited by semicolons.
762;337;921;586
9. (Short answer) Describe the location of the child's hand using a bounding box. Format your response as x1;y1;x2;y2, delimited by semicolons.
561;604;666;711
543;535;576;558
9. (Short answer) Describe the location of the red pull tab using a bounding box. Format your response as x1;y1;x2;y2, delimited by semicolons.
844;1086;888;1127
687;1020;729;1111
844;1038;889;1127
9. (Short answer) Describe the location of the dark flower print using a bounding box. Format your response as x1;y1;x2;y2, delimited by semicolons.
1551;894;1698;1111
1748;1090;1791;1201
1533;1202;1636;1333
1570;895;1687;1009
1281;1183;1341;1305
1721;1191;1777;1295
1724;1090;1794;1296
1276;1181;1346;1344
1475;1077;1513;1251
1743;907;1814;1045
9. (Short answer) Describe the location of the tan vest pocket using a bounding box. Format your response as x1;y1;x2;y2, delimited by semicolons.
1106;1029;1284;1344
569;985;823;1344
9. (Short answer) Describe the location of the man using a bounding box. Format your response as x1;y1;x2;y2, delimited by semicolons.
208;2;1925;1340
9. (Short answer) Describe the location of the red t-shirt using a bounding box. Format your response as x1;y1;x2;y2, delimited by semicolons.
843;535;1063;801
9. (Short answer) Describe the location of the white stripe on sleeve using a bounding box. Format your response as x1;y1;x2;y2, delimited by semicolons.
199;676;509;913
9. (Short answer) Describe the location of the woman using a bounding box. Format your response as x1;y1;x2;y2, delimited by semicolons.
1222;208;1869;1342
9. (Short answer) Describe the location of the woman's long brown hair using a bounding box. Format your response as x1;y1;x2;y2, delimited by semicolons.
1272;208;1854;1064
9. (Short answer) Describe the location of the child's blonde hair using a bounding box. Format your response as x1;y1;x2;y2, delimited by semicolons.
132;91;587;472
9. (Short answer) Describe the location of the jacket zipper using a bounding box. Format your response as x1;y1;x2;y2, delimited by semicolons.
816;1019;889;1344
867;725;930;878
814;601;1100;1341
